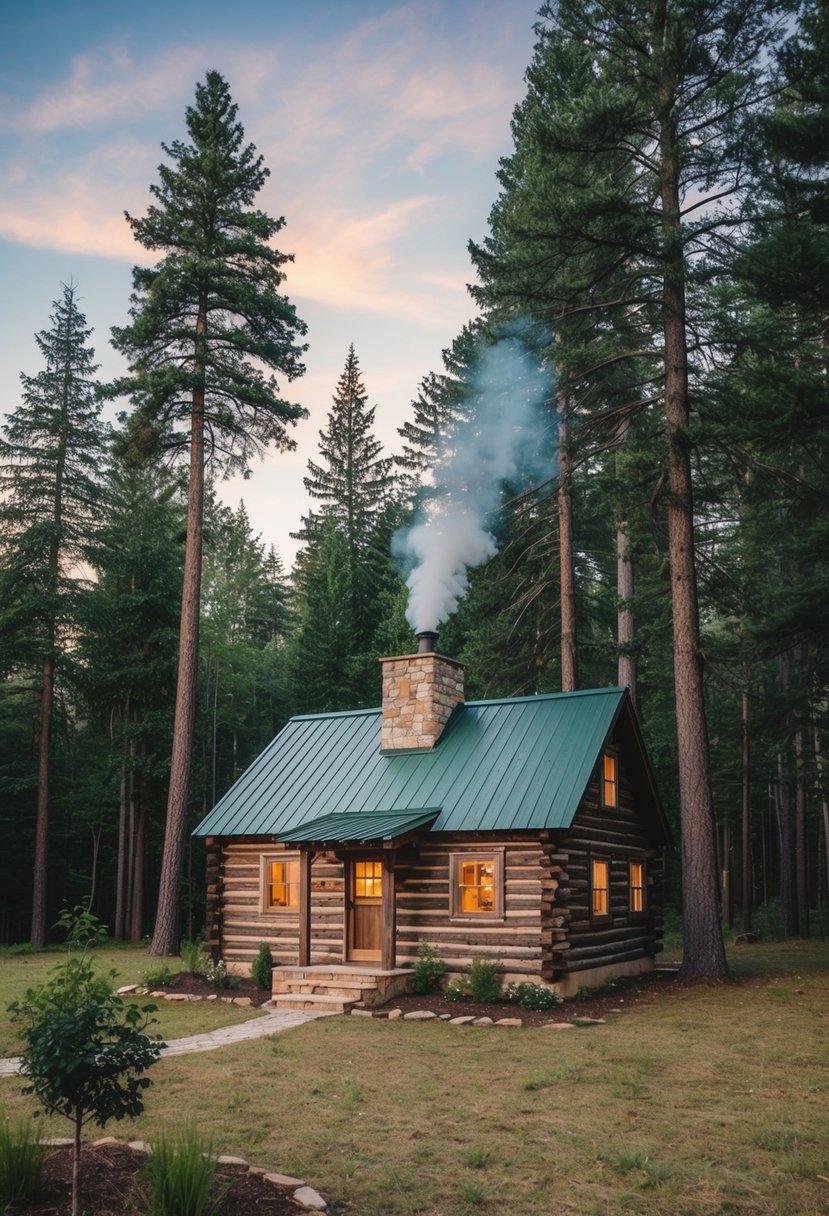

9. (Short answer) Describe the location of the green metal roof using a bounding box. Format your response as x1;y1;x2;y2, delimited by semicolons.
281;808;439;844
194;687;662;840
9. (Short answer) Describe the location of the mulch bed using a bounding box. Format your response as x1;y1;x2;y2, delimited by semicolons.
18;1141;302;1216
368;968;679;1026
159;967;683;1023
152;973;273;1007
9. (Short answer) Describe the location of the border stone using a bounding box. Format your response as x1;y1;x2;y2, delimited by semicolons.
293;1185;327;1210
263;1170;306;1187
42;1139;325;1209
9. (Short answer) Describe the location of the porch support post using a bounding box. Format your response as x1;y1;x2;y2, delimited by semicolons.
298;847;312;966
381;850;396;971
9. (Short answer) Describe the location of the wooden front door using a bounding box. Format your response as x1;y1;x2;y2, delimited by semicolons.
347;858;383;961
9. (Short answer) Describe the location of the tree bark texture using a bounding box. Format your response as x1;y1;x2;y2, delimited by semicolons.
741;690;752;933
30;656;54;948
558;402;577;692
616;522;636;702
658;88;728;980
149;316;206;956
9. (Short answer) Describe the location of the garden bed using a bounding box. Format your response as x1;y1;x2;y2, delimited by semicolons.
18;1140;316;1216
367;969;669;1025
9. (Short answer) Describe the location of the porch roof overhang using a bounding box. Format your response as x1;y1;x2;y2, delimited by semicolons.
281;807;440;849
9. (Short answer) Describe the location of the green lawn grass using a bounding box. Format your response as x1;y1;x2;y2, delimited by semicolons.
1;938;827;1215
0;944;263;1056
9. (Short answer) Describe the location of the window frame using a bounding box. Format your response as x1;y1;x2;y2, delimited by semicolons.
628;858;648;918
449;849;505;920
601;749;619;809
590;855;612;923
260;852;301;914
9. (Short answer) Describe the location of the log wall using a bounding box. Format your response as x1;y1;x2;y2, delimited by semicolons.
541;758;665;980
204;835;546;978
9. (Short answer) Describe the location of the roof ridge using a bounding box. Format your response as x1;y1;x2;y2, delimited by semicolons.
465;687;626;707
290;686;627;723
291;706;380;721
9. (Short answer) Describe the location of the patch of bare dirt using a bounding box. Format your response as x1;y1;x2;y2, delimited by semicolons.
17;1141;304;1216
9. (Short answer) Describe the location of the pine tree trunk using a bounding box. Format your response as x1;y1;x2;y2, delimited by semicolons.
149;313;206;956
776;650;798;934
813;721;829;910
658;74;728;980
114;736;128;941
129;798;146;943
616;521;636;702
558;401;577;692
794;720;810;937
775;751;798;935
30;655;54;948
741;690;752;933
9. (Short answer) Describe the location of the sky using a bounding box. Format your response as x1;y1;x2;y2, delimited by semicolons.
0;0;541;567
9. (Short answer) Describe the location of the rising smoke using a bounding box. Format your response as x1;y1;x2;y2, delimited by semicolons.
394;329;554;634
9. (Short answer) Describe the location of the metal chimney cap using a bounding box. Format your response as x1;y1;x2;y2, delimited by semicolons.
416;630;439;654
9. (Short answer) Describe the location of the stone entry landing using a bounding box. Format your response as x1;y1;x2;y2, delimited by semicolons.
270;965;412;1013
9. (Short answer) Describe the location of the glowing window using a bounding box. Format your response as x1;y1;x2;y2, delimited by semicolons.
602;752;618;808
265;857;300;910
459;860;495;913
354;860;383;899
591;858;610;919
451;852;503;918
629;860;646;915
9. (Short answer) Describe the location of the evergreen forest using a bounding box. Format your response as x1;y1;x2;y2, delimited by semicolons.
1;2;827;970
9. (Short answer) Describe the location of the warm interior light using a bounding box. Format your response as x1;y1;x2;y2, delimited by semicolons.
630;861;645;912
269;858;299;908
459;860;495;912
603;752;618;807
355;860;383;898
592;859;609;916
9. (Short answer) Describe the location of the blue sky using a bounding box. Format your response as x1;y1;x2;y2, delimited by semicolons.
1;0;540;563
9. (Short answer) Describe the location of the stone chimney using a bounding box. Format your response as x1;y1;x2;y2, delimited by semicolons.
380;642;464;751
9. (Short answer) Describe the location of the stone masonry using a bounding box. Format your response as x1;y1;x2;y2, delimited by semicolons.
380;651;464;750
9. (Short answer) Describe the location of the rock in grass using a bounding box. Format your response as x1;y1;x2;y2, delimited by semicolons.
293;1184;327;1209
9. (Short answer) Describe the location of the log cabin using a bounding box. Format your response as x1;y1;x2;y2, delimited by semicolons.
193;637;671;1009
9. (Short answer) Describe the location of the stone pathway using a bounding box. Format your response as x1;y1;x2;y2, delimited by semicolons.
0;1006;332;1078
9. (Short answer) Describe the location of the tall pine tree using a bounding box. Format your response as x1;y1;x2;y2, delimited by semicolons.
0;282;105;946
111;71;308;955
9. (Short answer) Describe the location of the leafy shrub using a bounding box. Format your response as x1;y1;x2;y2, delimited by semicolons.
251;943;273;990
203;957;238;989
443;977;472;1002
507;982;561;1011
180;940;207;976
0;1112;45;1206
142;963;176;988
144;1125;222;1216
55;903;108;951
468;955;502;1003
411;942;447;995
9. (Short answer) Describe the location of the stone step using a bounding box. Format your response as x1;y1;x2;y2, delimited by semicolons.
272;977;381;996
271;993;358;1014
275;970;391;986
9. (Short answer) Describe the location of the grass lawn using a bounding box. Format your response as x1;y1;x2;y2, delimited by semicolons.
0;945;263;1056
1;938;827;1215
